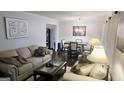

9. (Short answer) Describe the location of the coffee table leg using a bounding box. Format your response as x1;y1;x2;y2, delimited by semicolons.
34;73;37;81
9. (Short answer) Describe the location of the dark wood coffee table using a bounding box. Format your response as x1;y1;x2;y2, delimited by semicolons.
34;61;67;81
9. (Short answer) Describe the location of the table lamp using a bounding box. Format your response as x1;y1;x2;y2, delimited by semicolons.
87;46;109;64
88;38;101;47
88;38;101;53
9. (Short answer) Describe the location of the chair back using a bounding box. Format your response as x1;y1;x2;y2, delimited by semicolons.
61;40;65;46
70;42;77;51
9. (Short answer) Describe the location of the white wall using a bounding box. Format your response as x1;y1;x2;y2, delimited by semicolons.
0;11;59;51
59;16;105;42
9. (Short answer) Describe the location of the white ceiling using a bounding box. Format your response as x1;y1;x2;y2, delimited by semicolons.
28;11;112;21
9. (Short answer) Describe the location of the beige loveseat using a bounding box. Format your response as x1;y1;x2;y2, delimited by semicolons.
63;55;111;81
0;45;53;81
63;67;101;81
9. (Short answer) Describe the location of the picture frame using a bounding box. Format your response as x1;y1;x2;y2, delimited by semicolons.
5;17;28;39
73;26;86;36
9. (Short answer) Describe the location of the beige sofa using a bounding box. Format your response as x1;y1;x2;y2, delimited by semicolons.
0;45;53;81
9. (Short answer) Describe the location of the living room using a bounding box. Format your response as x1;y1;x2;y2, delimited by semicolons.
0;11;122;81
1;0;124;93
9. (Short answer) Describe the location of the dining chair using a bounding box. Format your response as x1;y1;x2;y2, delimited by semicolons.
68;42;79;59
75;39;83;53
60;40;69;60
61;40;69;51
83;44;92;54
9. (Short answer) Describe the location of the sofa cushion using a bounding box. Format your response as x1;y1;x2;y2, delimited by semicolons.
0;50;18;57
26;57;43;68
79;64;95;76
48;50;53;55
89;64;107;80
17;47;32;59
18;63;33;75
0;57;22;67
28;45;39;55
42;55;51;62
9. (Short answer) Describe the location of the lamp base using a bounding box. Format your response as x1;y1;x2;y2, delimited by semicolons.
106;65;111;81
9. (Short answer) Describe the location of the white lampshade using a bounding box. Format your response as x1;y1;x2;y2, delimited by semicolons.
88;38;101;46
87;46;109;64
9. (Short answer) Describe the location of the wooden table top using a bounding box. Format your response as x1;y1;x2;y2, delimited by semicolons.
64;41;88;46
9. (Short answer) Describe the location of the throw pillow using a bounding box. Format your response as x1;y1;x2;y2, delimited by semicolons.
41;47;50;55
0;57;22;67
34;47;46;57
89;64;107;80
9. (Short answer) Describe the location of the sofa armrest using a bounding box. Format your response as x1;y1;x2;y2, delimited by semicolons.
48;49;53;55
78;55;83;62
0;62;18;81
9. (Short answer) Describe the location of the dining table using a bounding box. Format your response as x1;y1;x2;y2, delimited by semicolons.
64;41;88;46
63;41;88;53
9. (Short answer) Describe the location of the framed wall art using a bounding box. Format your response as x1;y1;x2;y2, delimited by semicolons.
73;26;86;36
5;17;28;39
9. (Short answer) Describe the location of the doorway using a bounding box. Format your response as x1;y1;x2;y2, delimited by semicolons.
46;28;51;49
46;24;56;50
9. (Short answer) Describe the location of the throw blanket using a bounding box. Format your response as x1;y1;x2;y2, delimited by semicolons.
0;57;22;67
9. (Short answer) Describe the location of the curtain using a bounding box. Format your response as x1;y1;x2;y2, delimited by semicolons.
102;12;120;80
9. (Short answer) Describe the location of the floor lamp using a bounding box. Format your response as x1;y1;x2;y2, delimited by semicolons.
87;46;110;81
